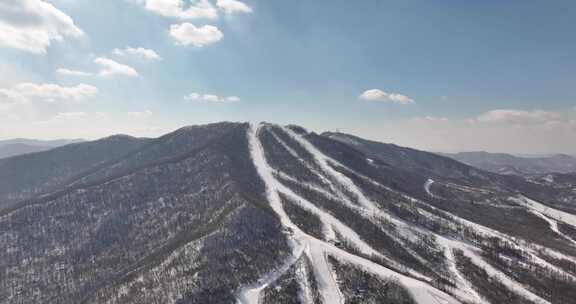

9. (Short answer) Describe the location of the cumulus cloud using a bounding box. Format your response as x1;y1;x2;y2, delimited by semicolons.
169;23;223;47
184;92;240;103
359;89;414;104
94;57;139;77
57;68;93;76
128;109;153;118
0;0;84;54
113;47;162;61
216;0;252;14
139;0;217;19
475;109;562;125
0;82;98;104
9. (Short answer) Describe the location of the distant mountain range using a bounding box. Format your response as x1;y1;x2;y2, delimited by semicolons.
0;138;84;159
440;151;576;175
1;123;575;303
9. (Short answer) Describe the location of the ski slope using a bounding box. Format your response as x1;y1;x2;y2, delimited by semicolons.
239;123;575;304
240;123;462;304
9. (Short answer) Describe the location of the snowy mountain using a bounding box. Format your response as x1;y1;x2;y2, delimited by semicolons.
1;122;576;304
439;151;576;176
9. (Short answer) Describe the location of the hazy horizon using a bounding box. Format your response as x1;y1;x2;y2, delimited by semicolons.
1;121;575;157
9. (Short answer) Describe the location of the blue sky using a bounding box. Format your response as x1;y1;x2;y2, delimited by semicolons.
1;0;575;154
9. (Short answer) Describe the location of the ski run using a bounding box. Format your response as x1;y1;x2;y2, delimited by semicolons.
238;122;573;304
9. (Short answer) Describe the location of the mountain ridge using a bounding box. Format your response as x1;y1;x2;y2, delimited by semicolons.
1;122;575;304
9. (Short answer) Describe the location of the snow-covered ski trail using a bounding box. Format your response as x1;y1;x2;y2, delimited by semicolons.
294;258;316;304
242;123;345;304
242;123;576;304
236;240;307;304
280;125;576;302
424;179;438;198
280;126;378;211
528;209;576;247
241;123;463;304
458;246;551;304
512;195;576;227
444;247;489;304
321;153;576;281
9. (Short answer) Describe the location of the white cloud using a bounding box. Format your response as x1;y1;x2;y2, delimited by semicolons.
414;116;449;122
140;0;217;19
169;23;223;47
225;96;241;102
0;0;83;54
94;57;139;77
0;88;28;105
128;109;153;118
184;92;240;103
216;0;252;14
59;57;142;77
0;83;98;104
475;109;561;125
36;112;88;124
33;111;106;125
359;89;414;104
113;47;162;61
57;68;92;76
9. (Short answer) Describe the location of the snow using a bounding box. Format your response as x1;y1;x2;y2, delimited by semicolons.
252;123;394;257
318;238;460;304
237;239;306;304
513;196;576;227
239;123;306;304
326;134;361;146
460;247;551;304
244;123;346;303
275;171;340;203
528;209;576;246
424;179;437;198
281;126;377;211
241;122;573;304
294;259;315;304
241;123;462;304
246;123;298;230
437;238;551;304
307;241;345;304
444;247;489;304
